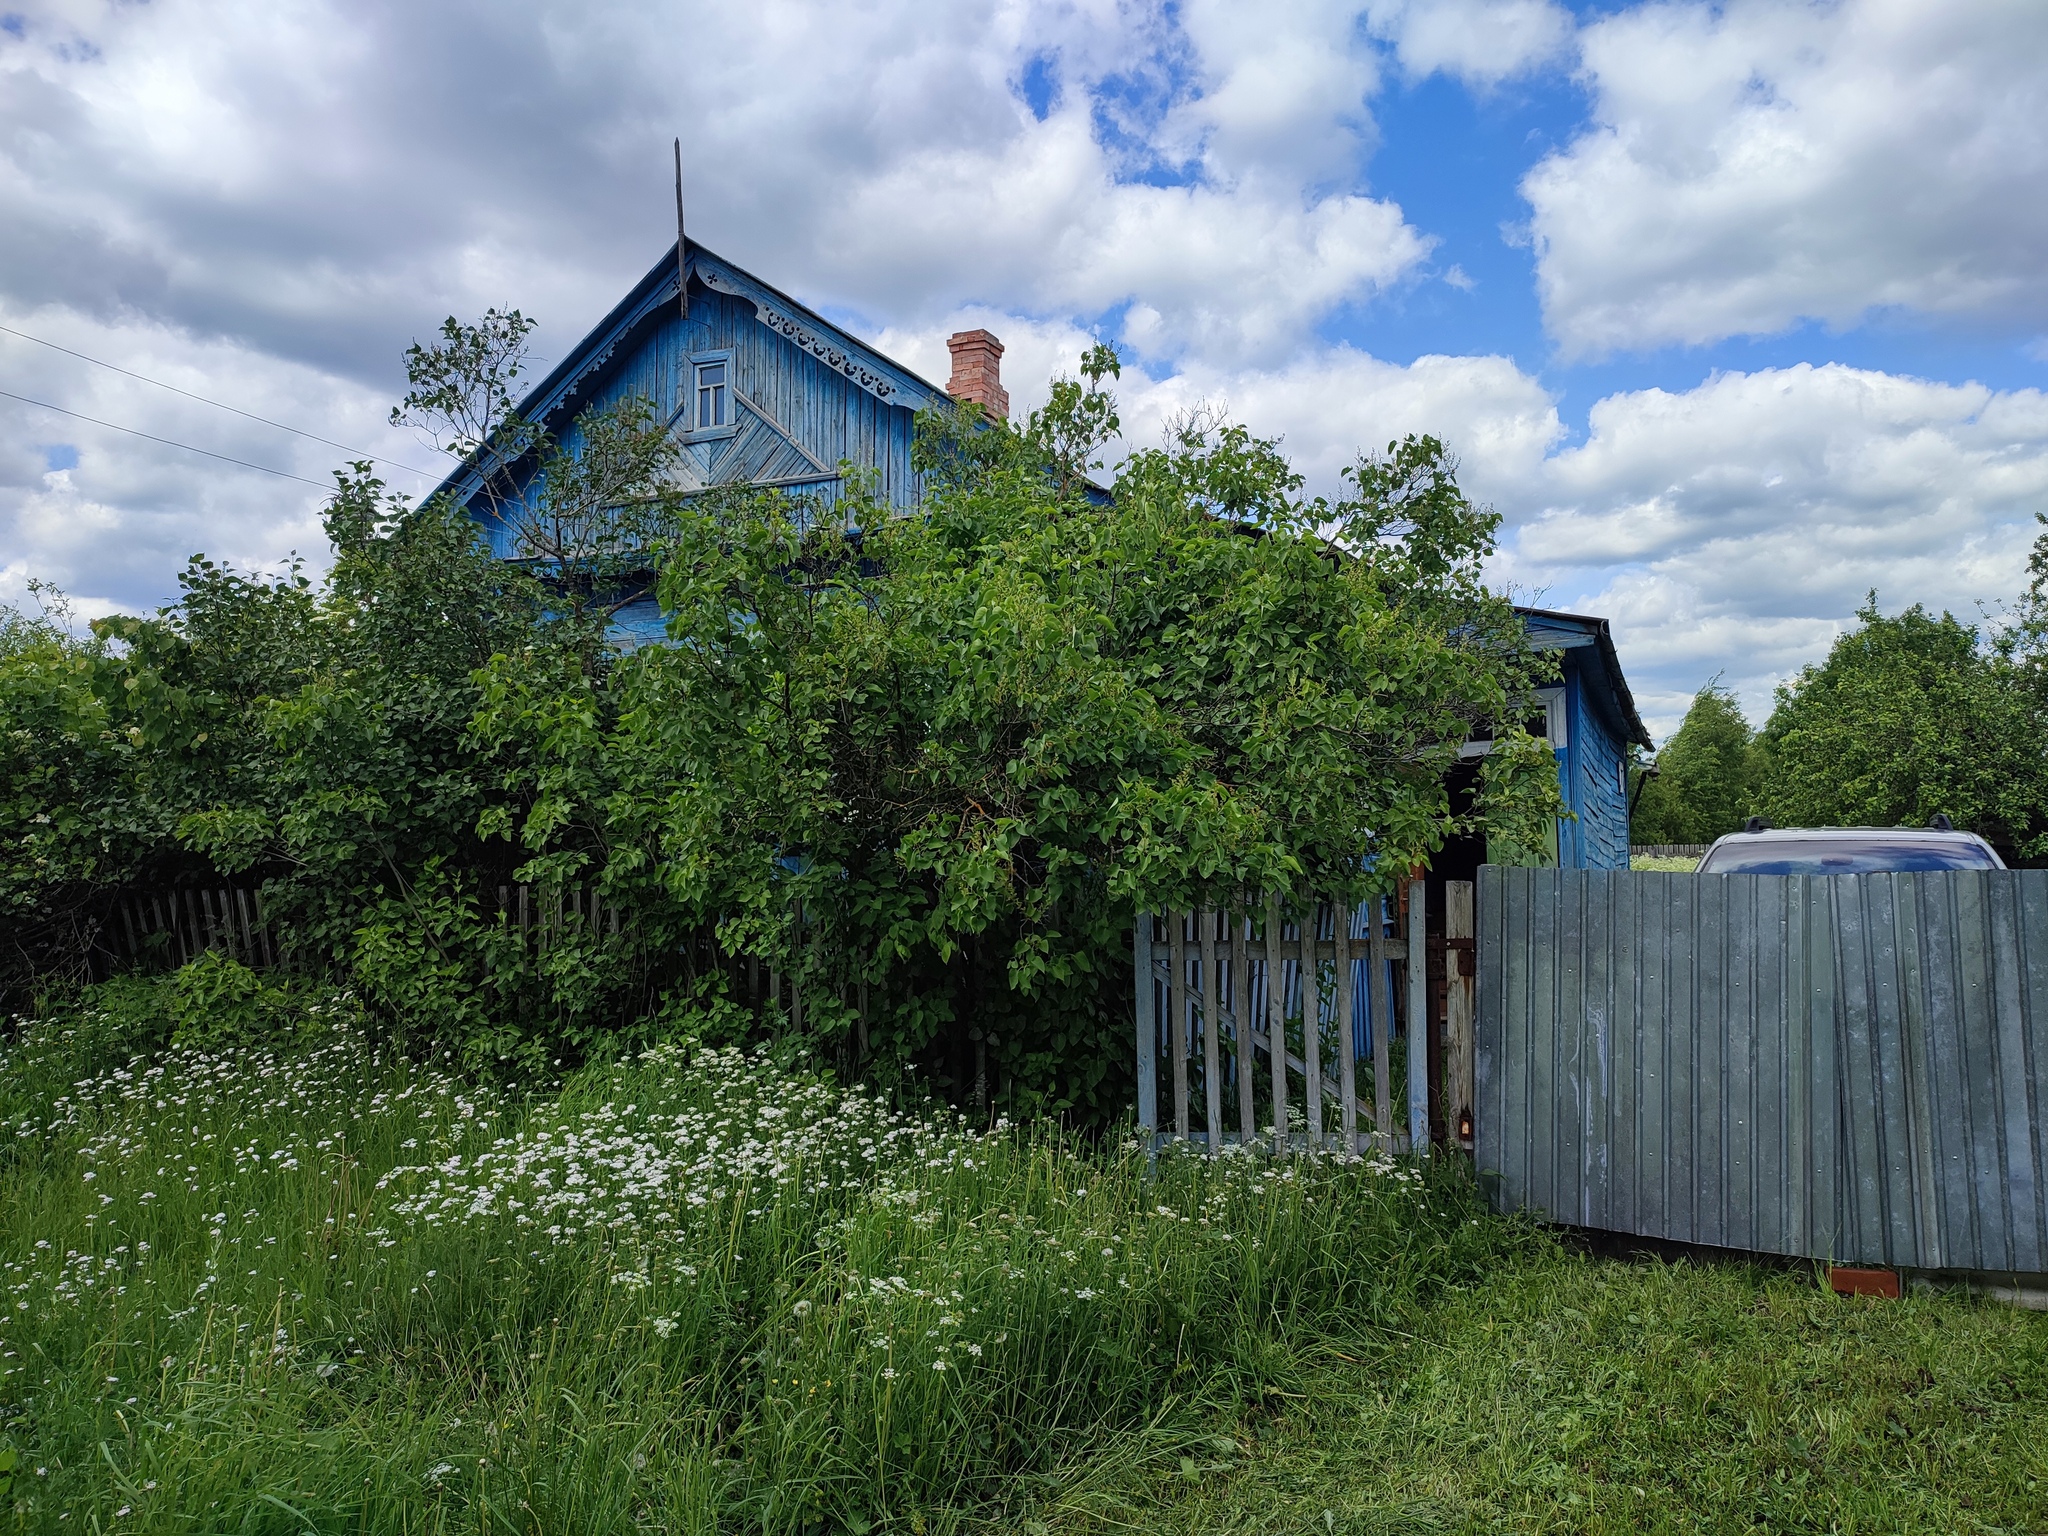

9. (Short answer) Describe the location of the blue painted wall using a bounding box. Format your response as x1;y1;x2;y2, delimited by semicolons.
1522;609;1652;871
449;243;950;562
1560;654;1631;869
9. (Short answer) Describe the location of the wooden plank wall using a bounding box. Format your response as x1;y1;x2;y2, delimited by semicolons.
579;288;923;509
1135;884;1429;1155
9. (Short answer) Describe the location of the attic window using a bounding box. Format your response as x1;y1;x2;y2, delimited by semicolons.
695;359;729;429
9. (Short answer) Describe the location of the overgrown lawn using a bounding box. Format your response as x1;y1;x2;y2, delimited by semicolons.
1054;1250;2048;1534
0;999;1487;1532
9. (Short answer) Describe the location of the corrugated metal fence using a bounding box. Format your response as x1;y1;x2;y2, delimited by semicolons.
1476;866;2048;1272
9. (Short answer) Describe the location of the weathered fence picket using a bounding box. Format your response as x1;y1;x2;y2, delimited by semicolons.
1136;883;1428;1155
104;882;630;973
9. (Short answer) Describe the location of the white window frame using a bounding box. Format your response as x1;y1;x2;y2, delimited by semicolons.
1458;686;1568;758
684;350;738;438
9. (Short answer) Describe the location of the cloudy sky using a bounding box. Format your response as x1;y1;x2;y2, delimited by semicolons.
3;0;2045;736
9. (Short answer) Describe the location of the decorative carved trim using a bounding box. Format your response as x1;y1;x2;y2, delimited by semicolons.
756;303;898;402
695;263;901;404
557;337;620;407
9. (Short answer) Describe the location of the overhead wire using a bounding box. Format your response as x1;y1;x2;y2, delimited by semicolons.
0;321;441;479
0;388;338;490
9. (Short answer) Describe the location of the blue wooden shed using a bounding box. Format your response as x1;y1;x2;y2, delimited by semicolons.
1527;607;1654;868
1486;607;1653;871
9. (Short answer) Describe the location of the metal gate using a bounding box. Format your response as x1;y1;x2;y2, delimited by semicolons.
1475;866;2048;1271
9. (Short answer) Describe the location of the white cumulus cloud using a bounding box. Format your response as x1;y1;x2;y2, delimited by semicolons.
1501;363;2048;731
1364;0;1574;86
1525;0;2048;355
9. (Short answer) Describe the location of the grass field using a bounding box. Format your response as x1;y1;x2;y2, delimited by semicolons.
0;993;1490;1533
1045;1252;2048;1535
2;989;2044;1534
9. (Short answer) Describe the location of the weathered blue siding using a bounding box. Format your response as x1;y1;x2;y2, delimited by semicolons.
1561;662;1630;869
449;242;949;559
1521;608;1652;871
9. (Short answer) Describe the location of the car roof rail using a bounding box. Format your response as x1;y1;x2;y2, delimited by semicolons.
1930;813;1954;831
1743;816;1768;834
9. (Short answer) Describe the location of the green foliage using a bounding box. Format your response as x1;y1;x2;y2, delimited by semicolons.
1755;596;2048;854
0;578;75;658
390;310;683;622
1;321;1560;1093
1024;341;1123;498
389;306;540;468
159;951;332;1048
475;382;1561;1118
1630;682;1760;844
0;1013;1495;1532
2000;514;2048;785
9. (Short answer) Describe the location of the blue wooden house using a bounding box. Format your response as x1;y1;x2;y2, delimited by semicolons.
439;237;1008;644
1452;607;1652;874
442;240;1652;862
1522;607;1653;868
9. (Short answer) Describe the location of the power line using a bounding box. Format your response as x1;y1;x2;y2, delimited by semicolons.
0;322;440;479
0;387;337;490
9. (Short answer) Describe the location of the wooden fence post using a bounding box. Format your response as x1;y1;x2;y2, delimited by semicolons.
1232;911;1254;1145
1134;915;1157;1142
1368;898;1396;1154
1299;902;1323;1147
1200;908;1222;1152
1170;911;1189;1142
1336;903;1357;1153
1266;893;1287;1151
1407;878;1430;1151
1445;880;1476;1149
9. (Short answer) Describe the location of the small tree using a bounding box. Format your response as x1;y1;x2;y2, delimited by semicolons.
1631;682;1758;844
1755;596;2044;851
390;311;684;622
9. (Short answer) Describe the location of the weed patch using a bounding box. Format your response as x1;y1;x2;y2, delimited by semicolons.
0;998;1491;1531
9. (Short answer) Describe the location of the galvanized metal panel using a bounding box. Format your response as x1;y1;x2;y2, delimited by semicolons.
1478;867;2048;1273
2016;872;2048;1268
1474;866;1509;1200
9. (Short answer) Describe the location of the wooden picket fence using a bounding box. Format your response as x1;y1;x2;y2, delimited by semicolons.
1135;883;1430;1155
104;883;624;972
109;887;283;970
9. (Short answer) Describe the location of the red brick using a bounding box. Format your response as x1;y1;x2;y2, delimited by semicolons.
946;329;1009;421
1829;1266;1901;1299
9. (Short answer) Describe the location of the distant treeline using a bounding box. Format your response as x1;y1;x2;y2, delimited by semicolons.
1631;542;2048;862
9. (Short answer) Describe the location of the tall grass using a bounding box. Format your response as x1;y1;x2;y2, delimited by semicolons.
0;996;1492;1532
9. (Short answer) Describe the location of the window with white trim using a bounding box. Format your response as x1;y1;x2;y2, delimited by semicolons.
694;357;730;430
1458;686;1569;758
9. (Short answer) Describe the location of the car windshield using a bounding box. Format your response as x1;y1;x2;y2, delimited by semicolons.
1698;837;2002;874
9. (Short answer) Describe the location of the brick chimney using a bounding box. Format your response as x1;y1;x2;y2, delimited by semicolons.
945;329;1009;420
